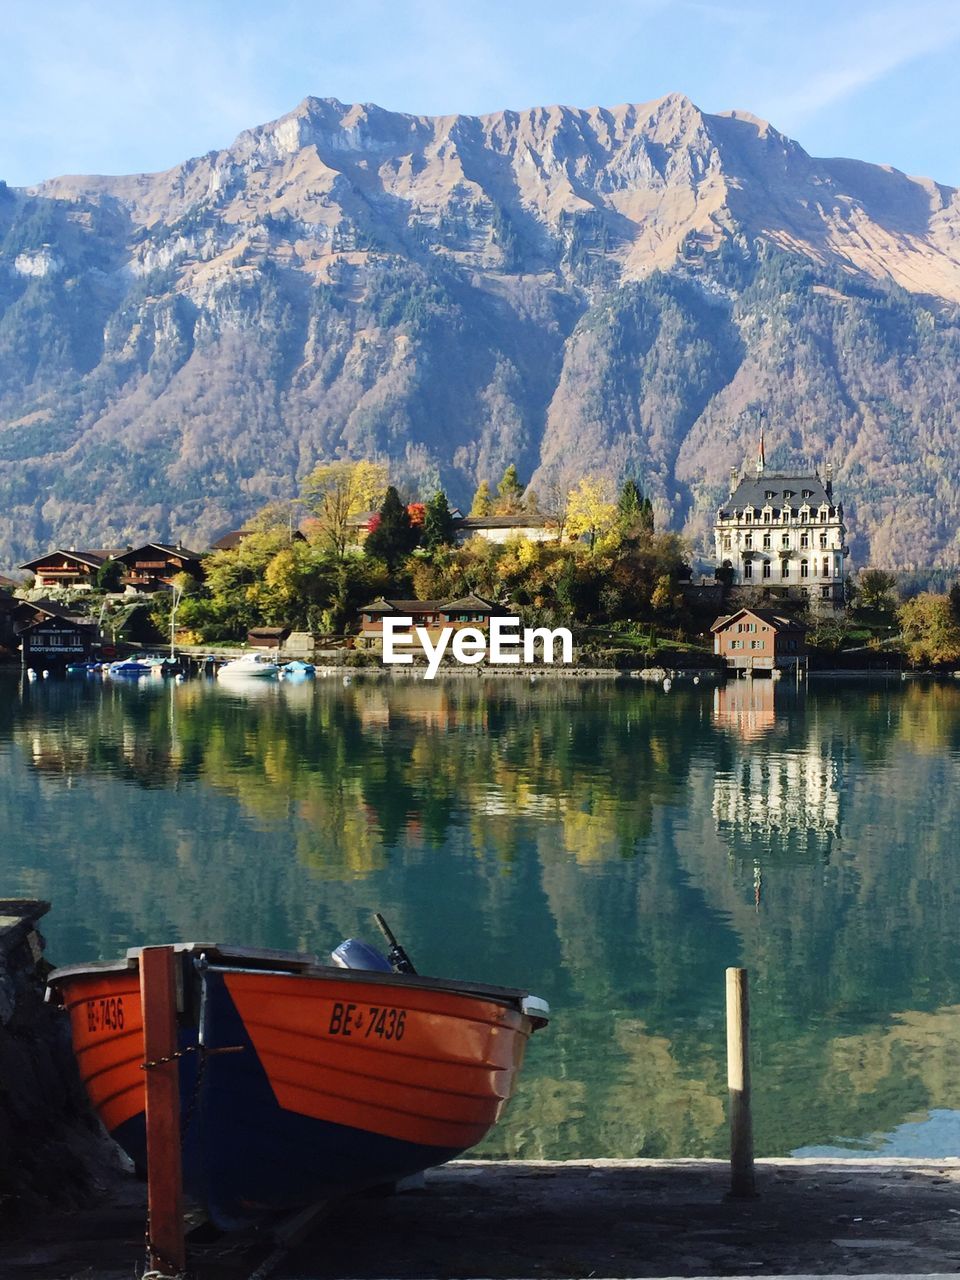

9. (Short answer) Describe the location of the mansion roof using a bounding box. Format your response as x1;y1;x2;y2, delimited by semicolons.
722;473;833;515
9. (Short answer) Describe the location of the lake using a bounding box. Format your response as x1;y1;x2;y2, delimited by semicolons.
3;670;960;1161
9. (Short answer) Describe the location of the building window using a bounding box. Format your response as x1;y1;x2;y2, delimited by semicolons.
762;509;771;523
822;559;830;578
802;489;813;498
762;560;771;579
800;532;809;548
743;561;753;579
762;532;771;549
744;533;753;549
819;533;827;549
781;560;789;579
744;510;753;523
800;559;809;578
722;535;731;551
781;534;790;549
750;640;763;650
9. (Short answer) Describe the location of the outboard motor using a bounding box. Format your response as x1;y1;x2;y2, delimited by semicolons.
331;938;393;972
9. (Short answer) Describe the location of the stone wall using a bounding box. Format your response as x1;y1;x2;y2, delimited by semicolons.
0;901;120;1222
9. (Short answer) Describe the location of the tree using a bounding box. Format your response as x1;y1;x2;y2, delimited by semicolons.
949;580;960;625
897;593;960;667
300;460;388;559
617;478;643;523
495;464;525;514
566;476;618;551
96;558;124;592
650;574;673;612
616;478;654;540
857;568;898;613
365;486;418;571
640;497;655;535
469;480;493;517
422;489;456;552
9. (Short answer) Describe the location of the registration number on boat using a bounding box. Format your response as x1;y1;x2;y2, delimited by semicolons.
85;996;125;1034
328;1002;406;1041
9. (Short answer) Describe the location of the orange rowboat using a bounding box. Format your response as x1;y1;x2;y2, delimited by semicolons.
46;939;549;1227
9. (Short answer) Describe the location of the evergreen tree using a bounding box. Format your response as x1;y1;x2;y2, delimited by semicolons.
617;477;643;522
640;497;655;535
469;480;493;517
422;489;456;552
496;464;525;513
365;486;417;571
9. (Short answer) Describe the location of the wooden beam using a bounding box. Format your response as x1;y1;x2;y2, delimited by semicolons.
140;946;186;1277
726;966;757;1199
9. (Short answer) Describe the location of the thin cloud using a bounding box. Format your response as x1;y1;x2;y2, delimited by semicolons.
761;1;960;123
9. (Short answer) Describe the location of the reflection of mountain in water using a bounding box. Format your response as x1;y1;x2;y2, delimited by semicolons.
712;681;841;860
7;675;960;1160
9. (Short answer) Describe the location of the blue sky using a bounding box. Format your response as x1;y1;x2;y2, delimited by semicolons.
3;0;959;187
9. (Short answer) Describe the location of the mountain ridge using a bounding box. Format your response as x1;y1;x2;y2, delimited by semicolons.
2;94;960;570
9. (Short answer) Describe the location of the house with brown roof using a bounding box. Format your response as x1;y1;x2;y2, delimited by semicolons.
19;548;119;590
112;542;205;591
453;514;558;544
711;608;807;673
356;593;511;653
210;527;307;552
10;599;100;669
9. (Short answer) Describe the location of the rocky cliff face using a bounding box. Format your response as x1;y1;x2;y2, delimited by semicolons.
2;93;960;568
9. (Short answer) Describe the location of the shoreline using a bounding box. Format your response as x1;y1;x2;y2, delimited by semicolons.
5;1157;960;1278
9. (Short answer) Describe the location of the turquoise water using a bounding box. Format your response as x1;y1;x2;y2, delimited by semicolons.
3;670;960;1160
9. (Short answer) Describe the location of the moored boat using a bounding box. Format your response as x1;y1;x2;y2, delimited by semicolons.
46;937;548;1228
217;653;279;679
108;658;152;676
279;659;315;678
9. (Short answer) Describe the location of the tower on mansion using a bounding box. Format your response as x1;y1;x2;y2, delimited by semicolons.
715;442;848;611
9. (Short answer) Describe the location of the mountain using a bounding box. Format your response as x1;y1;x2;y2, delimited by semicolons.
3;92;960;570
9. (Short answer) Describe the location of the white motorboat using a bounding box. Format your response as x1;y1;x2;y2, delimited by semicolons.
216;653;279;679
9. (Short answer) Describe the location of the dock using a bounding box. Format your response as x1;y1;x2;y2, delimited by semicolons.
4;1157;960;1278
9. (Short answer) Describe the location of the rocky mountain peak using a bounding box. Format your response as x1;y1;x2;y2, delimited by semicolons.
3;95;960;571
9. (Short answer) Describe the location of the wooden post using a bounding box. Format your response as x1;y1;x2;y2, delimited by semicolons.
139;946;185;1277
726;966;757;1198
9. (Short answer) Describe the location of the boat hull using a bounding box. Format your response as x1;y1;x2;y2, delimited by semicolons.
49;947;543;1227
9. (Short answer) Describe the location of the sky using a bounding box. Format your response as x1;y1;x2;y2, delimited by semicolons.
3;0;960;188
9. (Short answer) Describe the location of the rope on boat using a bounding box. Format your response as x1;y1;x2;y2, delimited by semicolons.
140;1044;244;1070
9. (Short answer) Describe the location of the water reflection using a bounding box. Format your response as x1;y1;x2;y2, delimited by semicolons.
4;673;960;1158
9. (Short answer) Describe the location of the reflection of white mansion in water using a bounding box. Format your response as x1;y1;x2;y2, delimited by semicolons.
712;683;841;851
713;749;841;849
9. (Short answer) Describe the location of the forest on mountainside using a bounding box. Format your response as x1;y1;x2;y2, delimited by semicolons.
2;95;960;569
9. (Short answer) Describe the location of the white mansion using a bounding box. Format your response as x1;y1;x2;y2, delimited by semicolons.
715;449;848;612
